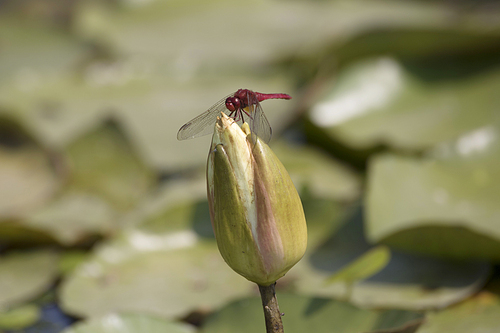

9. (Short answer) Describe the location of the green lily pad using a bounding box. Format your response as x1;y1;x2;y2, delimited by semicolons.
309;56;500;151
350;253;490;310
417;292;500;333
58;250;92;276
201;293;424;333
62;313;194;333
24;191;118;246
0;191;117;247
0;304;40;330
301;197;352;250
330;28;500;69
0;118;60;219
60;238;253;318
326;245;391;286
74;0;459;72
65;120;155;210
271;141;361;202
59;183;252;318
0;16;86;88
292;209;491;310
366;125;500;260
0;251;59;310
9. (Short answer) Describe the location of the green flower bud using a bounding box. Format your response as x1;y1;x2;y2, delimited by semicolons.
207;113;307;286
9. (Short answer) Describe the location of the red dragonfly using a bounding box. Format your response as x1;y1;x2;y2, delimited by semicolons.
177;89;291;143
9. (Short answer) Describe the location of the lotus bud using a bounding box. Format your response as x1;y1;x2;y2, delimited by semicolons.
207;113;307;286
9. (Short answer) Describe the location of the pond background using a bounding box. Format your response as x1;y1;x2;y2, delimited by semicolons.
0;0;500;332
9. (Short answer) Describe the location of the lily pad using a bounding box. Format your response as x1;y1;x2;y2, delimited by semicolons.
119;175;208;233
351;253;490;310
65;119;155;211
330;28;500;69
292;208;491;310
301;197;352;250
0;191;117;246
309;56;500;152
0;16;86;88
417;292;500;333
59;238;253;319
0;304;40;330
74;0;461;73
201;293;424;333
366;125;500;260
325;245;391;286
271;140;361;202
59;183;253;318
0;251;59;310
62;313;194;333
58;250;92;276
24;192;118;246
0;118;60;219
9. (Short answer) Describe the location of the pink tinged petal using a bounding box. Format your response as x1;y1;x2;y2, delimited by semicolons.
253;168;285;274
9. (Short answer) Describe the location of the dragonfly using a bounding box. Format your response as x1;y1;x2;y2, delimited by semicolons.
177;89;291;143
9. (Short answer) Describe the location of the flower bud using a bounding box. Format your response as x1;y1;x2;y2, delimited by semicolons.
207;113;307;286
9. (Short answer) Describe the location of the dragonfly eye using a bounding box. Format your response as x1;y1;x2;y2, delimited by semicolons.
225;97;240;112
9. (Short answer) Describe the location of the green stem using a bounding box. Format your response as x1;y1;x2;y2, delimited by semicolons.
258;283;284;333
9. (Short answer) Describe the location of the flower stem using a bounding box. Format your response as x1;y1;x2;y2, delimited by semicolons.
258;283;284;333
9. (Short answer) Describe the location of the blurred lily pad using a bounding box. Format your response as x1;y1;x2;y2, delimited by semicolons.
301;197;352;250
60;238;253;319
309;56;500;152
325;245;391;286
62;313;194;333
59;182;252;318
0;191;117;247
74;0;463;72
0;304;40;330
351;253;490;311
58;250;92;276
120;175;208;232
417;292;500;333
271;141;361;202
24;192;117;246
65;119;155;210
0;16;86;88
330;28;500;69
201;293;424;333
0;251;59;310
366;126;500;260
0;118;60;219
292;208;491;310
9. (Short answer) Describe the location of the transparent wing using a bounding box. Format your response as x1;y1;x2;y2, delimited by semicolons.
250;101;272;144
177;94;233;140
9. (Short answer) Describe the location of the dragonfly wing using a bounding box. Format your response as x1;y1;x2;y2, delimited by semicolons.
177;94;232;140
251;102;272;144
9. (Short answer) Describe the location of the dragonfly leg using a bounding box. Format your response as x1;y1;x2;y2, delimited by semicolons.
233;109;243;123
242;108;253;120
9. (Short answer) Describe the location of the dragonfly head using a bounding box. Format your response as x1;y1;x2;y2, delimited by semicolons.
225;97;241;112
